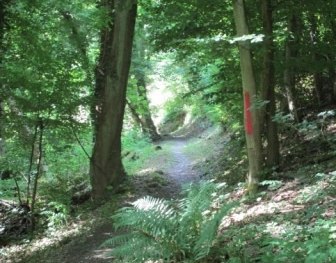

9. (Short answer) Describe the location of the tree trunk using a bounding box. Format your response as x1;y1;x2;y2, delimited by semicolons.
260;0;280;168
126;99;146;129
127;86;160;141
309;15;324;106
90;0;137;199
283;14;300;122
31;120;44;230
233;0;263;194
330;21;336;102
0;0;11;156
329;68;336;103
0;0;10;40
136;82;161;141
130;28;160;141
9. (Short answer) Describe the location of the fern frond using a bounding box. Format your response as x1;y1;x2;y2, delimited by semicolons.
194;202;237;260
104;181;237;263
106;196;179;261
177;181;217;242
180;181;217;216
111;234;164;262
101;232;135;248
132;197;177;240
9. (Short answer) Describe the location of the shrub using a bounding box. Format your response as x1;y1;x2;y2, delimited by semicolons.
40;201;69;231
260;219;336;263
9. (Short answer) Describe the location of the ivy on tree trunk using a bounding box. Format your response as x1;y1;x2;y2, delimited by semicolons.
90;0;137;199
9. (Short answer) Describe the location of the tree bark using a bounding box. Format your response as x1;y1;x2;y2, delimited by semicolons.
31;120;44;230
90;0;137;199
330;21;336;102
233;0;263;194
260;0;280;168
0;0;10;40
126;98;146;129
0;0;11;156
130;28;160;141
135;82;161;141
309;15;323;106
283;14;300;122
127;86;160;141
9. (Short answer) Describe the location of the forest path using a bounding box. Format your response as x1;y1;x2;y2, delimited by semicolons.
156;137;200;192
67;137;201;263
21;135;203;263
130;136;203;200
165;138;200;186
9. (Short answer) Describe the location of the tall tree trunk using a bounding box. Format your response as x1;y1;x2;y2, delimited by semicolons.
328;20;336;103
136;82;161;141
261;0;280;168
31;120;44;230
90;0;137;199
283;14;300;122
130;27;160;141
309;15;323;106
0;0;10;41
329;68;336;103
0;0;11;156
233;0;263;194
330;21;336;102
126;99;146;129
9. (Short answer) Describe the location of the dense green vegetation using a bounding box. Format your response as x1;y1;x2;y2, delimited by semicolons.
1;0;336;262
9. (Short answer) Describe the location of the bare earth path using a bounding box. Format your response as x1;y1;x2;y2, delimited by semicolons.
166;138;200;186
20;137;201;263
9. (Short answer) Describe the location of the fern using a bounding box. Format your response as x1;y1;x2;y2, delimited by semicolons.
104;196;178;262
103;181;236;262
192;203;230;259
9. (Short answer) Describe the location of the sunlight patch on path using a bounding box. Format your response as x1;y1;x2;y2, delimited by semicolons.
92;248;113;260
165;139;200;186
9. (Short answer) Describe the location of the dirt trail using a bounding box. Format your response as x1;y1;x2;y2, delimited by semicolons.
20;137;200;263
46;224;114;263
165;138;200;186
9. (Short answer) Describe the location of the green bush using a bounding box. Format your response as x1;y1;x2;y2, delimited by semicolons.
260;219;336;263
40;201;69;231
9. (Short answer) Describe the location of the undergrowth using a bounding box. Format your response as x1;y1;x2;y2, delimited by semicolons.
220;172;336;263
103;181;236;262
103;170;336;263
122;130;167;175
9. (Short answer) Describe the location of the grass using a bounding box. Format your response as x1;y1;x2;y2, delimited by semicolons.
182;126;223;160
122;130;174;175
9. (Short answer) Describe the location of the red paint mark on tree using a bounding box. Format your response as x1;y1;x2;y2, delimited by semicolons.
244;91;253;135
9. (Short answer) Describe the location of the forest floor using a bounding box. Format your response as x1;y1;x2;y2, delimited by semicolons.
2;125;223;263
2;121;336;262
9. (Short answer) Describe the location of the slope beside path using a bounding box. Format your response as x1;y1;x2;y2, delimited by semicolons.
52;137;201;263
11;132;209;263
